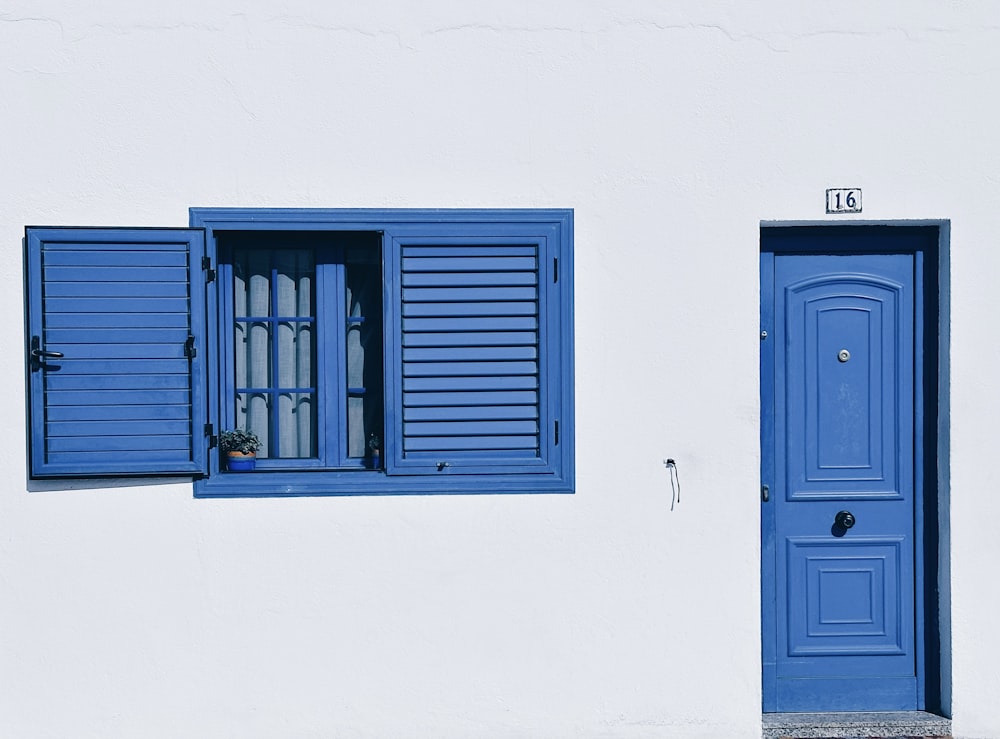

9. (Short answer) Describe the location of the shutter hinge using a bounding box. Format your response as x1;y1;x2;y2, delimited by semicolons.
184;334;197;358
202;255;216;282
205;423;217;449
553;257;559;283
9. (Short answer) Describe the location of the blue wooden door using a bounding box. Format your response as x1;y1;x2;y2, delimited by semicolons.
762;246;922;712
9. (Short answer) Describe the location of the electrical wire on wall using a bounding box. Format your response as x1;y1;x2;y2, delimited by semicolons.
663;458;681;510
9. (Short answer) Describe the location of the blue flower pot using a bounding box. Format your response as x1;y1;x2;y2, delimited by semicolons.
225;453;256;471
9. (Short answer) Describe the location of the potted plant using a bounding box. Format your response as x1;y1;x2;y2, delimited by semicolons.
219;429;261;471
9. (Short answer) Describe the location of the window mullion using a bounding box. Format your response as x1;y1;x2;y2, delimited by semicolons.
269;259;281;458
312;249;337;467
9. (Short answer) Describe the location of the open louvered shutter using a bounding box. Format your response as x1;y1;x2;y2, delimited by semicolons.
385;223;570;478
26;227;208;477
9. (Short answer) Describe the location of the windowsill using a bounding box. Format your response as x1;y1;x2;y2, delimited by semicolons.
194;471;574;498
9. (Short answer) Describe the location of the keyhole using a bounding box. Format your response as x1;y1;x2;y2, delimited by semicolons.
838;349;851;363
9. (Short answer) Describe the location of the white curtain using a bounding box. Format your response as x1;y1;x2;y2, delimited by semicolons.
234;249;315;459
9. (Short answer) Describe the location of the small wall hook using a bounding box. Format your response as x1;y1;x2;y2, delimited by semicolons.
663;458;681;510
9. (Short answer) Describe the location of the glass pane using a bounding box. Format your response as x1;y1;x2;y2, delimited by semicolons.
277;320;313;389
236;391;271;457
233;247;316;460
276;392;316;458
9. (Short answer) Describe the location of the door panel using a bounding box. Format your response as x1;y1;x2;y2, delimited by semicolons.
763;249;919;712
782;265;910;500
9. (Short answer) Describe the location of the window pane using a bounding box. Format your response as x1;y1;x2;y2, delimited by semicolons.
277;392;316;458
234;247;317;459
235;391;271;455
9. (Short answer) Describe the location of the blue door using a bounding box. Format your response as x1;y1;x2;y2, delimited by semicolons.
762;233;928;712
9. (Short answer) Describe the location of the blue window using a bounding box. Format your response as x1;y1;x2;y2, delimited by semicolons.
25;209;575;496
218;231;383;469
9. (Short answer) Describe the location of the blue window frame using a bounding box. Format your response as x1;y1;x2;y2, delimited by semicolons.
217;231;383;469
25;209;575;496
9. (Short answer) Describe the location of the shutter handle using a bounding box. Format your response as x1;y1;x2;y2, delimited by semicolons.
31;348;64;359
30;336;63;365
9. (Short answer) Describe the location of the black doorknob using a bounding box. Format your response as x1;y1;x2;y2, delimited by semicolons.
835;510;856;529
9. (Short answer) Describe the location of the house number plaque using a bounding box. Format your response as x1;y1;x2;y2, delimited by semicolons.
826;188;862;214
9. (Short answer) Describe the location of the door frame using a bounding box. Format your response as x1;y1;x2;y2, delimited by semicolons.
760;221;950;715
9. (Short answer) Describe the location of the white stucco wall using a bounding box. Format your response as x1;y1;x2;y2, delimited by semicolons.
2;3;999;737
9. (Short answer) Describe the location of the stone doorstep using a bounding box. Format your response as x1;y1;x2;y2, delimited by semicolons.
763;711;951;739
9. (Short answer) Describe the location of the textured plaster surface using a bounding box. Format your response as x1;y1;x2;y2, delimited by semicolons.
2;2;1000;738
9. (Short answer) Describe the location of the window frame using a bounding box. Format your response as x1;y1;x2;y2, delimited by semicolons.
217;232;382;470
191;208;574;498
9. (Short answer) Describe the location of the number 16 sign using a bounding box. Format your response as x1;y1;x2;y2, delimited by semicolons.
826;188;862;214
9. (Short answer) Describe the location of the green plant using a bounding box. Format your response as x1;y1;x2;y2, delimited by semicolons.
218;428;261;455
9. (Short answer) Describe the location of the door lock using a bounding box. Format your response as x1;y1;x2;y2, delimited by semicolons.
835;510;856;529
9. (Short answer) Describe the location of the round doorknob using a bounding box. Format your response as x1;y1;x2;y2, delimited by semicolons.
835;510;856;529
